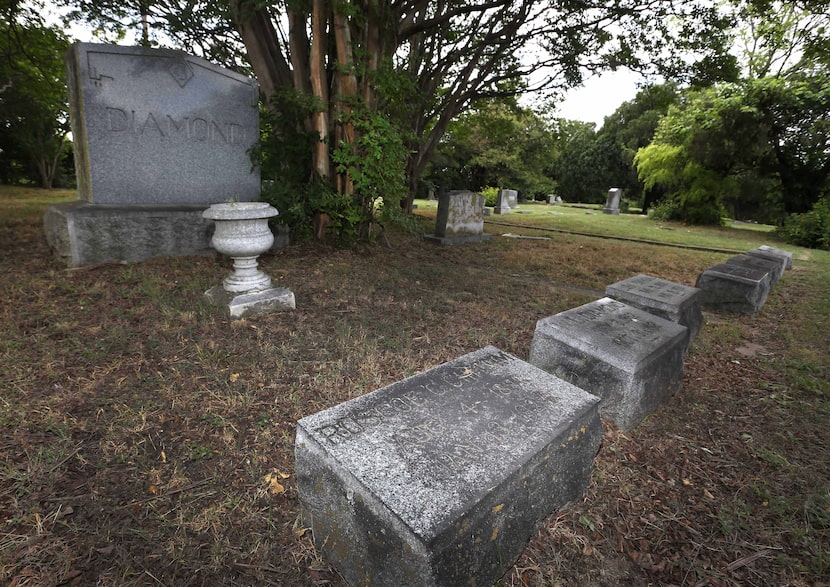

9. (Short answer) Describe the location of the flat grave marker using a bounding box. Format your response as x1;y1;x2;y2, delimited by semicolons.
726;254;782;286
695;263;771;315
746;246;792;276
295;346;601;587
605;274;703;352
529;297;686;430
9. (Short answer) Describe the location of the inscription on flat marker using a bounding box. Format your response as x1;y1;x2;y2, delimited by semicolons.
529;297;686;430
295;346;601;587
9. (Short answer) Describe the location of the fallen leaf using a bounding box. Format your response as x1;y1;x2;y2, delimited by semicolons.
264;469;288;495
229;372;240;383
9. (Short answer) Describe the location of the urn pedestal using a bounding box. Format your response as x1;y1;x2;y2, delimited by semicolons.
203;202;295;318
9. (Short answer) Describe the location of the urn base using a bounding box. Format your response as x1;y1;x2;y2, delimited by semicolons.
205;286;296;319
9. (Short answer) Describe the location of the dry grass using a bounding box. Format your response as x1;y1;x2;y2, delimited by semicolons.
1;189;827;586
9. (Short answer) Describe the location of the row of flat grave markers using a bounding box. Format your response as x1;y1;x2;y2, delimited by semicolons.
694;245;793;315
294;275;703;586
295;250;791;586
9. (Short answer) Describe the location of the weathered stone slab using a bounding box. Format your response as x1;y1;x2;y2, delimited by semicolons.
528;297;686;430
506;189;519;208
726;253;781;286
605;274;703;352
425;190;493;245
695;263;771;314
746;245;792;272
603;188;622;215
295;346;602;587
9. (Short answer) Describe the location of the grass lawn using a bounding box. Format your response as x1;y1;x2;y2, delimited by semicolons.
1;187;828;586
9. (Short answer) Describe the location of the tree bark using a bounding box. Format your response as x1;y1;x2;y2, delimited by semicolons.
310;0;331;179
229;1;292;103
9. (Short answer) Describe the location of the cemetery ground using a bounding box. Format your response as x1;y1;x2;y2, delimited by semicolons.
2;187;828;587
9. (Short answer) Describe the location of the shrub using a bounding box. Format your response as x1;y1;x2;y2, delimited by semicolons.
776;198;830;250
649;198;682;221
480;186;499;207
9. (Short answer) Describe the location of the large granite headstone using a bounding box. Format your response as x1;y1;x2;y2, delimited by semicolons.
529;297;686;430
695;263;771;315
295;346;602;587
44;43;261;267
424;190;493;245
726;253;782;287
605;274;703;352
603;188;622;215
506;189;519;209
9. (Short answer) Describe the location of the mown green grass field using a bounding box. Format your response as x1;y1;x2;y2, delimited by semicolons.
2;187;828;586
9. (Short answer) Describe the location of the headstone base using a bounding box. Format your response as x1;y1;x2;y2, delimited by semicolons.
424;233;494;246
602;208;621;215
204;285;295;319
44;201;215;268
44;201;289;268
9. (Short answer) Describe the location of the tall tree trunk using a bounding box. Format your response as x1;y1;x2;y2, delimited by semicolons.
332;5;357;199
310;0;330;179
230;1;292;105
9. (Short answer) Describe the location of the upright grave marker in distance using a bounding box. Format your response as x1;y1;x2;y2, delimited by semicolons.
44;43;261;267
603;188;622;215
529;297;687;430
605;274;703;352
295;346;602;587
695;263;771;315
424;190;493;245
493;189;512;215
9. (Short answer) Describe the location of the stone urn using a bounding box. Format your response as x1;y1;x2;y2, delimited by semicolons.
203;202;278;293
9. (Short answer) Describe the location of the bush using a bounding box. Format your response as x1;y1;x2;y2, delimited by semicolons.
648;192;728;226
648;198;682;221
776;198;830;250
480;186;499;207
